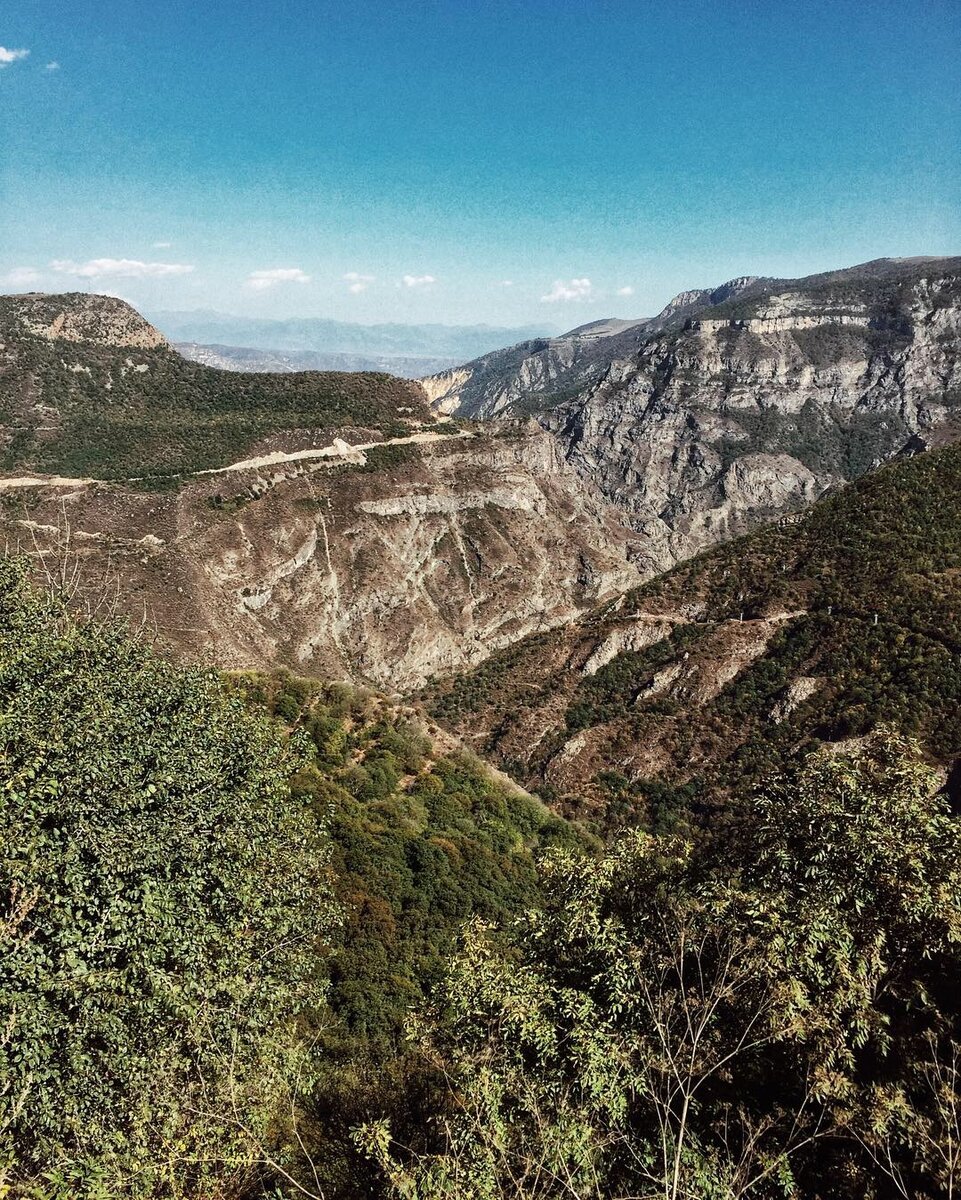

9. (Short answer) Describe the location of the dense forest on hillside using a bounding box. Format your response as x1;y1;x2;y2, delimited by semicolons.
226;671;588;1195
362;730;961;1200
0;299;432;482
0;559;334;1197
0;568;585;1199
426;439;961;828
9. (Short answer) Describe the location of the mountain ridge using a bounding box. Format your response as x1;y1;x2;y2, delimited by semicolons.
147;308;558;361
425;436;961;826
3;263;959;697
174;341;462;378
422;255;961;583
422;256;961;418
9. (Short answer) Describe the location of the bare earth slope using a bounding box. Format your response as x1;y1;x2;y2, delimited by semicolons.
426;438;961;825
4;428;640;689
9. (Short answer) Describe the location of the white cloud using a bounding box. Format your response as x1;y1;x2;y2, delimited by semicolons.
500;279;514;287
401;273;436;289
616;285;635;297
541;277;593;303
152;240;172;249
45;61;59;71
51;257;195;279
0;47;29;67
3;266;41;287
246;267;311;291
343;271;374;294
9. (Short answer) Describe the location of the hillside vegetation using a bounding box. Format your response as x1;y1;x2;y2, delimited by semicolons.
365;731;961;1200
0;295;431;483
427;439;961;828
0;563;585;1198
208;670;588;1197
3;507;961;1197
228;671;584;1053
0;560;334;1198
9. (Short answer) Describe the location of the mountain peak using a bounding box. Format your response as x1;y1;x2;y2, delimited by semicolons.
708;275;760;303
656;275;762;324
0;291;168;350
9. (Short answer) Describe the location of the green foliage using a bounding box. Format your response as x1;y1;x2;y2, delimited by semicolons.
712;399;912;479
361;733;961;1200
0;306;426;482
0;563;335;1197
426;629;558;725
230;671;584;1053
227;671;588;1198
358;441;425;472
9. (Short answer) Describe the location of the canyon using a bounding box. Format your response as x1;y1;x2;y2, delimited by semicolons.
2;255;960;691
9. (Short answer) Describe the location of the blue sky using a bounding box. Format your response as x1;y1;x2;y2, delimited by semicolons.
2;0;959;325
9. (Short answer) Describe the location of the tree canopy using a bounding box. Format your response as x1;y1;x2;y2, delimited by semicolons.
0;561;336;1198
362;732;961;1200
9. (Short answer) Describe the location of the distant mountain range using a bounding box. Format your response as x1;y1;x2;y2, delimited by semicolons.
172;342;463;379
421;256;961;419
147;309;559;366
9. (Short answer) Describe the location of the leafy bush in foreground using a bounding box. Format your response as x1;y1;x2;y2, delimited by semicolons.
363;733;961;1200
0;561;335;1198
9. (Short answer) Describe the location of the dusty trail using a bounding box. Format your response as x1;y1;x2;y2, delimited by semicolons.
0;474;97;491
0;429;471;492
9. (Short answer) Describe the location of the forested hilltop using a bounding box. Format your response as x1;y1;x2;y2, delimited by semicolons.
0;292;434;482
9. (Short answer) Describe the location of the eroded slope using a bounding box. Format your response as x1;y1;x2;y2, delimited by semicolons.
426;439;961;826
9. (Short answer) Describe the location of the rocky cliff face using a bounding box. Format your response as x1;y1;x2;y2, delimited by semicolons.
1;292;169;349
539;261;961;573
3;426;642;690
3;262;960;695
419;273;764;419
426;258;961;579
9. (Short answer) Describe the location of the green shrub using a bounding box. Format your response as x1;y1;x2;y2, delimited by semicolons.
362;733;961;1200
0;561;336;1197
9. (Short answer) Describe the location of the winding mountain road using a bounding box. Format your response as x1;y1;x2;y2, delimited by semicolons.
0;428;471;492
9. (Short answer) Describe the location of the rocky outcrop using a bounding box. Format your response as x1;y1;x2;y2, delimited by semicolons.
425;259;959;580
418;366;472;412
3;428;642;691
2;293;168;349
418;273;764;419
538;264;961;573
